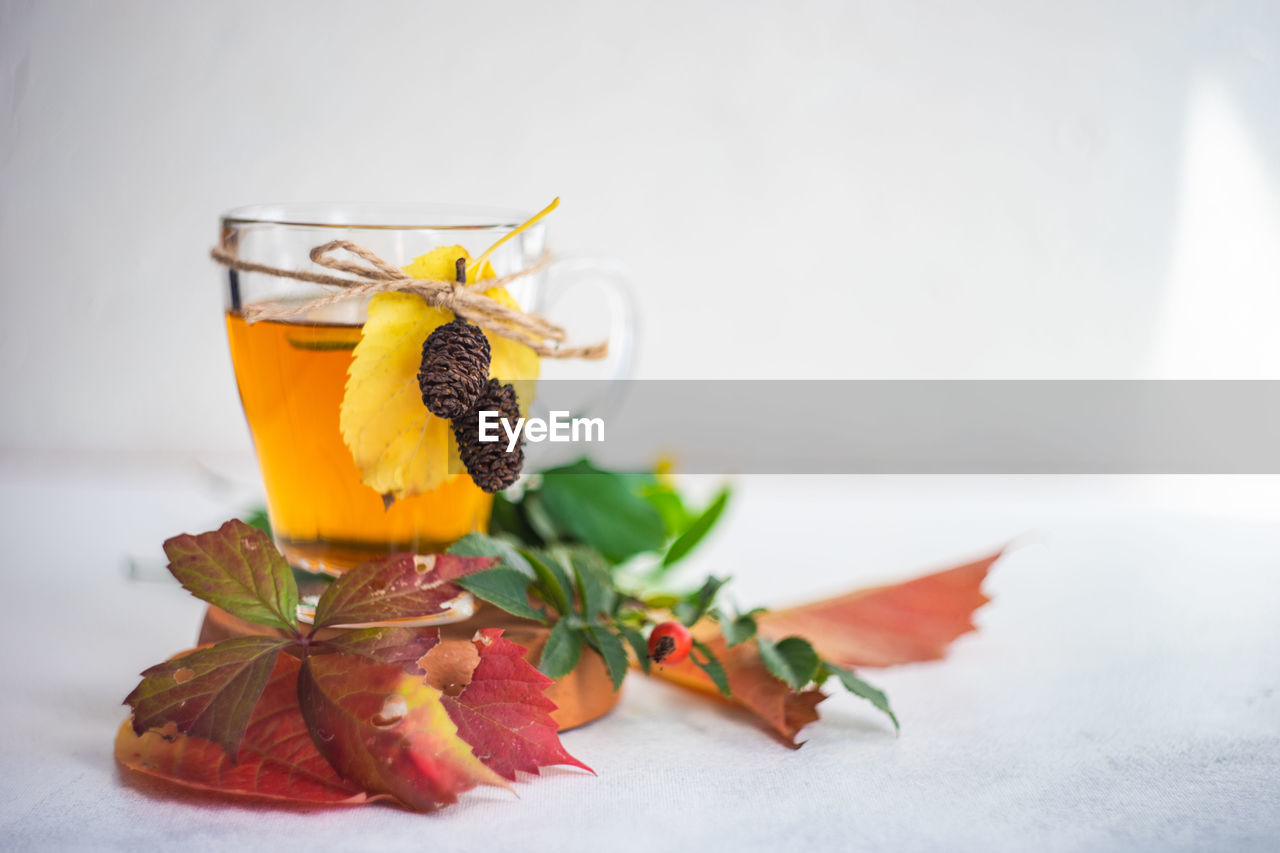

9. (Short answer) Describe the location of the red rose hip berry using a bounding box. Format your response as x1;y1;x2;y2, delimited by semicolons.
648;621;693;665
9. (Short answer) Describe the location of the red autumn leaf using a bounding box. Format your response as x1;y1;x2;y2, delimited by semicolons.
297;652;507;811
757;550;998;667
441;628;593;780
313;552;498;628
321;626;441;673
116;653;368;805
652;634;826;746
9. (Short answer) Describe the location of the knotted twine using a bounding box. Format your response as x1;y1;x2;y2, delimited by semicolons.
210;240;608;359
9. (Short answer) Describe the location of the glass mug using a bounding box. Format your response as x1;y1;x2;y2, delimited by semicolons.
219;204;634;575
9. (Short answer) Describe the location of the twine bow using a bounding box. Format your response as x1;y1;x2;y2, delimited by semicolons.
210;240;607;359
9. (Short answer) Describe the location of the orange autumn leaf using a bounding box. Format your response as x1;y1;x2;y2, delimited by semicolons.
649;551;998;744
654;635;826;747
115;653;369;806
757;550;999;668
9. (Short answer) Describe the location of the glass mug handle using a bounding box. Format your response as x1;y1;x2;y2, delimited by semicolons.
536;255;637;414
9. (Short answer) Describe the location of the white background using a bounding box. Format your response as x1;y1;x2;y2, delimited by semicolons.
3;0;1280;457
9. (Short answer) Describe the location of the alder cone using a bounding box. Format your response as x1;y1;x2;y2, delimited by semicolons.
418;318;492;419
454;378;524;493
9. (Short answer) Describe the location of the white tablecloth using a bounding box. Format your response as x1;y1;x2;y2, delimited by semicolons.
1;458;1277;851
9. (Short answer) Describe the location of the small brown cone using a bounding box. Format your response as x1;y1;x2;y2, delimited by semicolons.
453;379;525;493
418;318;492;419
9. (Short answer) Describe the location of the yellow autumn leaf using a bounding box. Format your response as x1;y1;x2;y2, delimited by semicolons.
392;669;512;803
339;246;540;500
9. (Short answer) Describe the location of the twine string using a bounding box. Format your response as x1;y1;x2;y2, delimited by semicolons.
210;240;606;359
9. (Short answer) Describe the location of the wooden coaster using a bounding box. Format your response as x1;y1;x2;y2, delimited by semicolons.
198;603;621;731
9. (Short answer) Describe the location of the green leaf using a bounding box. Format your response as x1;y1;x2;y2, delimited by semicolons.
448;532;533;576
689;639;731;696
124;636;292;758
571;554;614;621
663;487;730;567
538;460;667;562
455;568;546;623
674;575;728;626
312;553;495;628
720;613;758;647
757;636;821;690
555;542;612;574
488;492;541;545
538;620;583;679
614;471;660;491
828;664;900;731
617;624;651;674
163;520;299;633
641;485;692;537
521;492;566;544
530;549;577;614
584;626;629;690
522;549;572;616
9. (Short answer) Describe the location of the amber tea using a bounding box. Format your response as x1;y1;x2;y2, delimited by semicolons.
226;312;492;573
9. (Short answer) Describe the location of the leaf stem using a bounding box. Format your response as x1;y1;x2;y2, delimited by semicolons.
468;197;560;278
